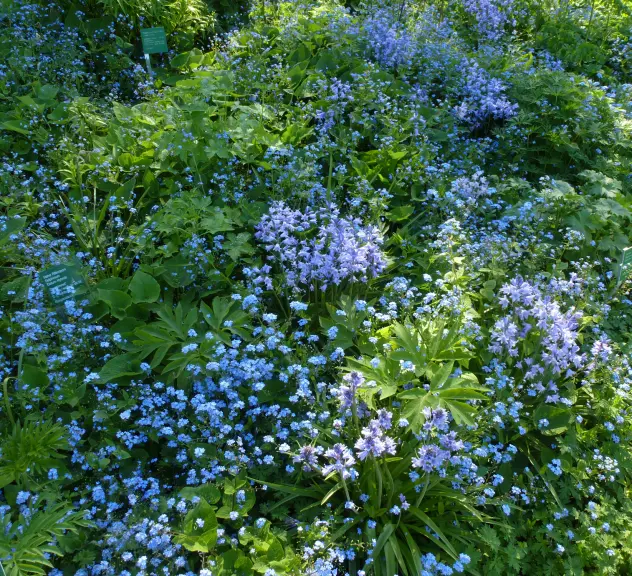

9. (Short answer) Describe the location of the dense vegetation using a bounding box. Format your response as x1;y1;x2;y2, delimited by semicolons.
3;0;632;574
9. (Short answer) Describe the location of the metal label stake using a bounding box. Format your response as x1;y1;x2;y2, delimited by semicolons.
144;53;153;75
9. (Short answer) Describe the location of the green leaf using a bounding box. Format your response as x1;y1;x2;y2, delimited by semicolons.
179;483;221;504
330;519;359;543
389;536;409;576
399;388;432;433
478;525;501;550
216;505;233;519
385;539;397;576
0;216;26;246
392;322;427;376
225;232;254;261
0;276;31;302
114;177;137;202
267;538;284;561
129;271;161;303
48;103;70;123
321;482;343;505
281;123;313;145
201;210;234;235
98;289;132;319
176;498;218;553
36;84;59;101
401;526;423;575
533;404;572;436
372;523;395;559
20;364;48;388
98;353;142;383
388;205;415;222
1;120;29;135
389;150;408;161
161;255;196;287
441;399;477;426
407;508;457;557
594;198;630;218
247;477;322;499
430;360;454;389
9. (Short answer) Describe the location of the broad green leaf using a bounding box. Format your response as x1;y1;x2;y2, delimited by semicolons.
0;216;26;246
1;120;29;135
161;255;196;287
129;271;160;303
388;205;415;222
179;483;221;504
267;538;284;562
225;232;254;261
201;210;234;235
98;289;132;319
442;399;477;426
533;404;573;436
99;353;142;383
399;388;432;433
176;498;218;553
20;364;48;388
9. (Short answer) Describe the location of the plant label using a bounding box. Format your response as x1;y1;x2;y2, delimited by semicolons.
40;263;86;305
141;27;168;55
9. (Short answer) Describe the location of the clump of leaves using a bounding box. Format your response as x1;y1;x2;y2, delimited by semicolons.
0;502;92;576
0;421;68;489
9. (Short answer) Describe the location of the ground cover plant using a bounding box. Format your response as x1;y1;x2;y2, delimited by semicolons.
3;0;632;574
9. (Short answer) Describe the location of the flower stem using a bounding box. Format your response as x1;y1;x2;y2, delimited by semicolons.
2;377;15;426
374;457;383;509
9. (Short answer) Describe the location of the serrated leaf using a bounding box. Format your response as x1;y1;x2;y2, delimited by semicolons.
430;361;454;389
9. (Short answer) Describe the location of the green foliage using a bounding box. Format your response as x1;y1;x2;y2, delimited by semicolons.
344;318;486;428
0;422;68;489
501;70;631;183
0;503;91;576
258;315;491;573
97;0;216;44
4;0;632;574
173;477;299;574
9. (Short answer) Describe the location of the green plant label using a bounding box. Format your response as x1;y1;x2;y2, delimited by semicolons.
40;263;86;305
141;27;168;54
618;247;632;284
